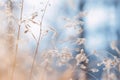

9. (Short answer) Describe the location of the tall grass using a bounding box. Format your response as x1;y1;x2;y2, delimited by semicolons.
0;0;120;80
11;0;24;80
29;0;49;79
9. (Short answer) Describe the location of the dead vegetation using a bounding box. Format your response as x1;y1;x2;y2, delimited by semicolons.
0;0;120;80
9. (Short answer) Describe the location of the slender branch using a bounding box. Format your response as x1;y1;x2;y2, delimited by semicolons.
29;0;49;80
11;0;24;80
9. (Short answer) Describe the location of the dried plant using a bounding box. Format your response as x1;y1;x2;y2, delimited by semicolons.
29;0;50;80
11;0;24;80
0;0;120;80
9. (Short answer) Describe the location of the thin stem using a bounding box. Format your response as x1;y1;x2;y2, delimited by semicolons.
26;24;38;42
29;0;49;80
30;31;37;42
11;0;24;80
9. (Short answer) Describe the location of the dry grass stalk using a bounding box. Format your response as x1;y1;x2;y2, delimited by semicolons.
29;0;50;80
6;0;15;54
11;0;24;80
1;0;120;80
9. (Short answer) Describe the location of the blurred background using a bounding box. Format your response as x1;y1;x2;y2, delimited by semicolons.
0;0;120;80
21;0;120;54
